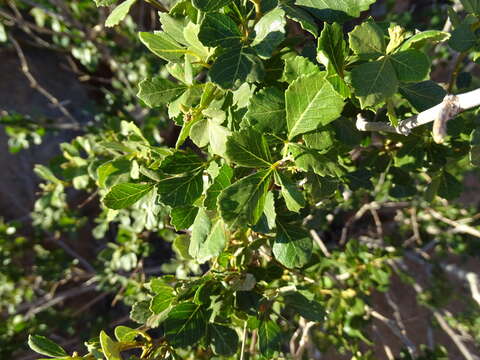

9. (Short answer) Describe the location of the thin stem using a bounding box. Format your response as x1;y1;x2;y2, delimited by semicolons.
144;0;168;12
448;52;468;93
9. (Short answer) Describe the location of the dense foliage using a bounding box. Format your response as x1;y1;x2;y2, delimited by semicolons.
2;0;480;359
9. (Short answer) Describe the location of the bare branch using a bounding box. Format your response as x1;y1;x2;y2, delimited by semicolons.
428;209;480;238
356;89;480;137
310;229;331;257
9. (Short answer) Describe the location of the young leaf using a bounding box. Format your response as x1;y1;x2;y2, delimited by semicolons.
251;8;286;59
28;335;68;358
192;0;232;12
218;170;273;229
209;46;264;89
198;13;242;48
139;32;186;62
104;183;154;209
317;22;347;77
296;0;377;22
164;302;207;347
258;320;282;358
190;111;231;156
285;72;344;139
105;0;136;27
137;77;187;108
351;58;398;108
114;326;141;342
274;172;305;213
99;331;121;360
157;171;203;207
273;221;312;268
210;324;239;356
225;129;272;168
348;21;386;59
244;87;286;134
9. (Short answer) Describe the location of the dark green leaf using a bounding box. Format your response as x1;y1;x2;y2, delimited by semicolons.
399;81;446;112
210;324;239;356
192;0;232;11
170;206;199;230
449;23;477;52
281;54;319;83
274;172;305;213
317;22;347;77
157;171;204;207
164;302;206;347
218;170;273;229
258;320;282;357
160;151;205;174
251;8;286;58
273;221;312;268
461;0;480;15
150;291;175;314
349;20;385;59
104;183;154;209
284;292;324;321
296;0;377;22
390;50;430;82
279;0;318;36
244;87;286;134
198;13;242;48
225;128;272;167
137;77;187;108
204;164;233;210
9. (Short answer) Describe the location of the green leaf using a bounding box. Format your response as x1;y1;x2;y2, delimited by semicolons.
210;324;239;356
390;50;430;82
218;170;273;229
317;22;347;77
449;23;477;52
461;0;480;14
279;0;318;36
251;8;286;59
150;290;175;314
289;143;345;177
349;21;385;59
170;206;199;230
351;58;398;108
281;53;319;83
114;326;141;342
139;32;186;62
104;183;154;209
284;292;324;321
399;81;446;112
28;335;68;358
190;111;231;156
130;300;153;323
157;171;204;207
160;151;205;174
285;72;344;139
190;210;228;262
303;128;334;151
225;128;272;167
159;13;188;45
204;164;234;210
274;172;305;213
137;77;187;108
99;331;121;360
105;0;136;27
399;30;450;51
97;159;131;188
273;221;312;268
164;302;207;347
258;320;282;358
209;46;264;89
244;87;286;134
304;174;338;201
192;0;232;11
471;128;480;166
296;0;377;22
94;0;116;6
198;13;242;48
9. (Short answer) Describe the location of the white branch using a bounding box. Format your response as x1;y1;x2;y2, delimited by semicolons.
356;89;480;140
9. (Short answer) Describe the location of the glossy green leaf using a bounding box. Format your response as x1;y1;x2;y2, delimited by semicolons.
28;335;68;358
114;326;140;342
399;30;450;51
164;302;207;347
351;58;398;108
210;324;239;356
105;0;136;27
160;151;204;174
157;172;203;207
286;72;344;139
225;129;272;167
399;81;446;112
139;32;186;62
204;164;233;210
198;13;242;48
99;331;121;360
273;221;312;268
251;8;286;58
279;0;318;36
104;183;154;209
218;170;273;229
258;320;282;358
137;77;187;108
296;0;377;22
209;46;264;89
244;87;286;134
